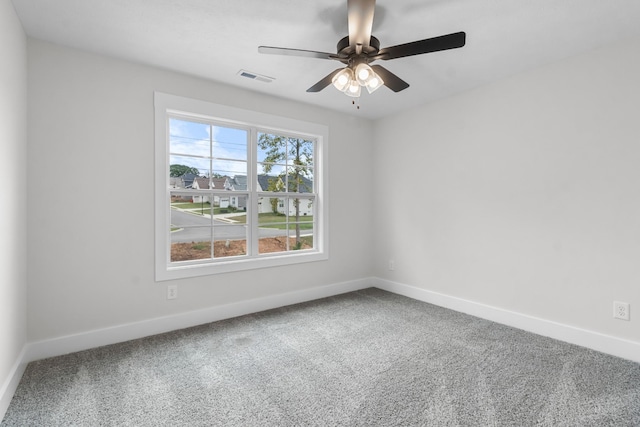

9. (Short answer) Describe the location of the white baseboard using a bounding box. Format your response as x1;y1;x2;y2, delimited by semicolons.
0;346;28;421
373;277;640;364
24;278;372;363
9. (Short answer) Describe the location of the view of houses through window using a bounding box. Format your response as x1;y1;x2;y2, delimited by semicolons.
168;117;316;264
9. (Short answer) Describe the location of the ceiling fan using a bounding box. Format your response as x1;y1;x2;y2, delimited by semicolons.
258;0;466;97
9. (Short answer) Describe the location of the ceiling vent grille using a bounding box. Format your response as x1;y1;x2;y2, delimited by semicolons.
237;70;274;83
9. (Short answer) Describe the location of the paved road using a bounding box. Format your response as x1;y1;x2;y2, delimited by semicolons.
170;209;291;243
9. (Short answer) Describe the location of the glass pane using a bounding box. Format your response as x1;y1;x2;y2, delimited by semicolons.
169;155;209;185
170;227;212;262
170;191;193;206
256;133;314;195
231;195;248;212
169;118;210;156
257;196;277;215
212;126;248;161
172;196;213;216
257;172;286;192
279;197;314;218
256;196;314;254
171;193;214;223
258;228;289;254
257;209;287;227
217;195;248;214
190;177;212;191
210;177;228;192
257;163;286;176
257;206;286;255
286;138;314;167
256;224;314;254
257;134;314;171
218;195;230;209
255;170;315;193
257;132;286;165
288;223;314;250
213;160;246;180
285;168;314;193
213;224;247;258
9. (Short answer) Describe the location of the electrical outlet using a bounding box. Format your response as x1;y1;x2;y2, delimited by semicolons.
167;285;178;300
613;301;629;321
388;260;395;271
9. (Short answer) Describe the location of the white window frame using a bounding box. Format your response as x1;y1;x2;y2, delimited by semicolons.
154;92;329;281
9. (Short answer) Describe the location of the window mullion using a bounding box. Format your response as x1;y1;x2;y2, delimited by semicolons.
210;126;214;259
249;127;259;256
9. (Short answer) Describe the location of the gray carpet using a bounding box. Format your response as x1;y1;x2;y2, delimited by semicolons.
3;288;640;426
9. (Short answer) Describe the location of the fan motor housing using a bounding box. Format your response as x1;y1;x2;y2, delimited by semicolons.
337;36;380;57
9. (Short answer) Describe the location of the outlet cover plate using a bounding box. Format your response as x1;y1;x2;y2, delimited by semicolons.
167;285;178;300
613;301;630;321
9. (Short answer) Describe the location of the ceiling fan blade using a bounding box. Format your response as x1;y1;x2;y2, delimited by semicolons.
370;65;410;92
376;31;466;61
348;0;375;47
306;68;344;93
259;46;337;60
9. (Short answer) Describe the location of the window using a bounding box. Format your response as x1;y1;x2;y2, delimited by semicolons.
155;93;328;280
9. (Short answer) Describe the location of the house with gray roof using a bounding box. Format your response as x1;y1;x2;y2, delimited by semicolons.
216;174;314;215
225;175;248;211
180;173;198;189
191;177;212;204
256;174;314;216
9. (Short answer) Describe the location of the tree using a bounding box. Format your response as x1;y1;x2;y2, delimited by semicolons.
265;178;280;213
170;164;199;177
258;134;313;249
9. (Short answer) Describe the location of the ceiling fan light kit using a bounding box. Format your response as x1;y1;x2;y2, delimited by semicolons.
365;74;383;94
259;0;466;100
332;68;353;92
345;79;362;97
355;63;373;85
331;62;383;96
356;62;384;93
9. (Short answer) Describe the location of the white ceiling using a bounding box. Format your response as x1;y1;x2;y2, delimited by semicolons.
12;0;640;119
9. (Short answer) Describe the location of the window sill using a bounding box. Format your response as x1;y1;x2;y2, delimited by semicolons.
156;250;328;281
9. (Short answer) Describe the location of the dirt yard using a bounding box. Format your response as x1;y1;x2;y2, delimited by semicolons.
171;238;312;261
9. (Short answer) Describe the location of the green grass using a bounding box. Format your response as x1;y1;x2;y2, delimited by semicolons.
213;207;236;214
171;201;237;215
277;221;313;230
296;236;313;248
231;212;313;229
171;201;211;210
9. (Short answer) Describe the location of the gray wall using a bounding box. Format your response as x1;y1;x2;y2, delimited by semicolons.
26;39;374;342
0;0;28;407
373;37;640;343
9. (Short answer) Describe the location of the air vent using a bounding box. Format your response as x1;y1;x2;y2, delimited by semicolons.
237;70;274;83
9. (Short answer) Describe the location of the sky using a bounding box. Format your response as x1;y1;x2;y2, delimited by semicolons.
169;117;247;177
169;117;315;182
